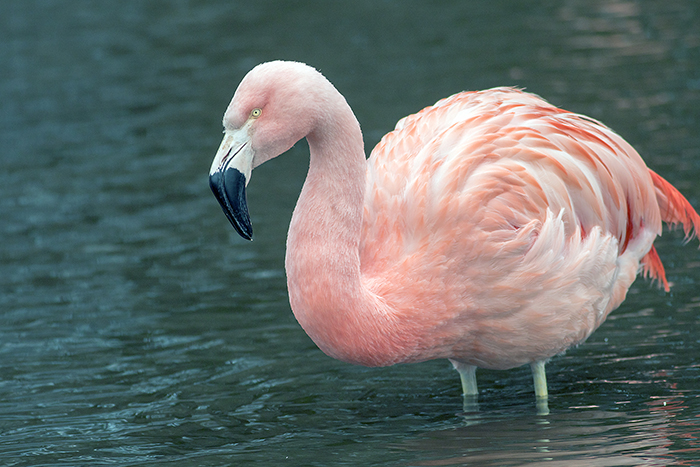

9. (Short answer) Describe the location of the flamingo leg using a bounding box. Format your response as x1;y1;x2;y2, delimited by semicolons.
450;360;478;396
530;360;548;398
531;360;550;415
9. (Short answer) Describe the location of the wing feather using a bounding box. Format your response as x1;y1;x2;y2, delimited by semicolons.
358;87;693;367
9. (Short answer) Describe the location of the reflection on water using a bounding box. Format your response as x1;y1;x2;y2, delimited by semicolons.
397;396;700;466
1;0;699;465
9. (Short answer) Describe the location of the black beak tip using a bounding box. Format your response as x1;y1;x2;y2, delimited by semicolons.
232;216;254;241
209;169;254;240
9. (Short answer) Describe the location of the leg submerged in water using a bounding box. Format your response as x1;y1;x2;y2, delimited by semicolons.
530;360;548;398
450;360;478;396
451;360;479;413
531;360;550;415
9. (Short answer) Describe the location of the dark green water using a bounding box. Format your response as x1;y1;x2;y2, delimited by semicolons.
2;1;700;465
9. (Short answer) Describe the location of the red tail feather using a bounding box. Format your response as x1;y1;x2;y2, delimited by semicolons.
649;169;700;240
642;169;700;291
641;245;669;292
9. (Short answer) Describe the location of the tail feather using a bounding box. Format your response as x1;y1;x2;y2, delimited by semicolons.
641;245;669;292
648;169;700;241
641;169;700;291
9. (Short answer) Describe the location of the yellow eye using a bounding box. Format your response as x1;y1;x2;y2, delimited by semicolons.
251;108;262;118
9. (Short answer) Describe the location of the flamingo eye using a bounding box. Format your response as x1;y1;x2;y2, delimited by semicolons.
250;108;262;118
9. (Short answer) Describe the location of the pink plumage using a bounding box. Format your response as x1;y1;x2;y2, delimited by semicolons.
209;61;700;404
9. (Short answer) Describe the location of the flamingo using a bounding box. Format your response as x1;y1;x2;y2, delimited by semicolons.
209;61;700;405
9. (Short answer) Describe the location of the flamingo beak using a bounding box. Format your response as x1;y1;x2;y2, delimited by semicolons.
209;129;255;240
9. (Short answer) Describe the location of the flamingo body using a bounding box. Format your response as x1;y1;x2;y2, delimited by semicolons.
209;61;700;401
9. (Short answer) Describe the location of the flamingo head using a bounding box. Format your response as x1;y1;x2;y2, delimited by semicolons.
209;61;327;240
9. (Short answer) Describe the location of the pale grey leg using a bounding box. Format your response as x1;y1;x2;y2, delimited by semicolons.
530;360;548;398
450;359;478;396
531;360;550;415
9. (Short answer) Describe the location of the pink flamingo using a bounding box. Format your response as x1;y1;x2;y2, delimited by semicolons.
209;61;700;403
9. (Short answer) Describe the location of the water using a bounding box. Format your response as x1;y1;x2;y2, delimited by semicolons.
1;0;699;465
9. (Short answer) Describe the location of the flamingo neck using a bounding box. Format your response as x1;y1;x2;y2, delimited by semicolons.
284;100;395;366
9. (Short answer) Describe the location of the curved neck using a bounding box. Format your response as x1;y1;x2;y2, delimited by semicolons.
285;97;390;365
